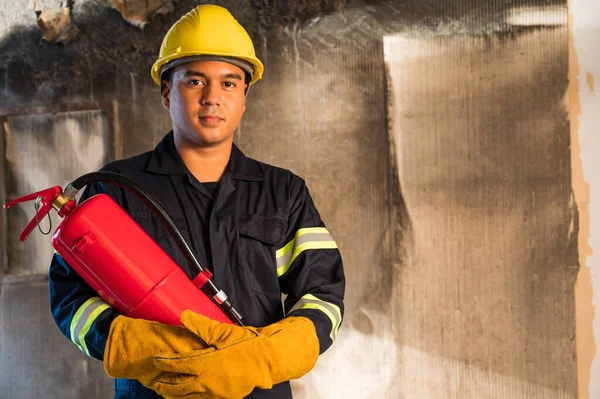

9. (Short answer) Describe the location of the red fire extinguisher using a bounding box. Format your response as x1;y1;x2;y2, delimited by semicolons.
3;171;243;326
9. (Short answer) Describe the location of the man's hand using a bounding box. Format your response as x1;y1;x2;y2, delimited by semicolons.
103;315;209;388
151;310;320;399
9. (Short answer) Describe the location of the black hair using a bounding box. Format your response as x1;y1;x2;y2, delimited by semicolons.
161;68;175;85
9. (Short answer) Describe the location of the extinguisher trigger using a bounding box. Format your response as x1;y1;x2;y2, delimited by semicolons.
2;186;63;242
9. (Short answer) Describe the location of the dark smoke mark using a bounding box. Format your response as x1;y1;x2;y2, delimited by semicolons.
0;0;349;110
0;0;565;111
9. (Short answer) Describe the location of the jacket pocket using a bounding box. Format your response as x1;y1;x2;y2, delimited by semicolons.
239;213;287;298
239;213;287;245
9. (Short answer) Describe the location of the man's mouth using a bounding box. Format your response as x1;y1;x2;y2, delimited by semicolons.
199;114;224;124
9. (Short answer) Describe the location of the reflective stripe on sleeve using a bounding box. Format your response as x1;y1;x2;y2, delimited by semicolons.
276;227;337;277
69;297;111;357
287;293;342;342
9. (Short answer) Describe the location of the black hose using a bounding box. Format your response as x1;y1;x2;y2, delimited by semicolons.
68;171;244;326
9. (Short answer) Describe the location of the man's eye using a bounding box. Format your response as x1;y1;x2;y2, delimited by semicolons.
223;81;236;88
187;79;203;86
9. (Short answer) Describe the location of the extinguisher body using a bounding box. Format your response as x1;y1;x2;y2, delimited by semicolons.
52;193;233;326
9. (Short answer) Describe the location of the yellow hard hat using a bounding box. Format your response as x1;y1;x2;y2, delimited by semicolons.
151;4;264;86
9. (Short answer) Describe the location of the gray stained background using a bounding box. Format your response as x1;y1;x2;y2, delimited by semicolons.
0;0;575;398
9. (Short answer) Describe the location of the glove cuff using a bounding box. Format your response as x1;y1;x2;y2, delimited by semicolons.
261;316;320;387
103;315;130;378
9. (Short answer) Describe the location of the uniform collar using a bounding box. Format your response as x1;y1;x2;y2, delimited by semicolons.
146;132;187;175
146;131;265;181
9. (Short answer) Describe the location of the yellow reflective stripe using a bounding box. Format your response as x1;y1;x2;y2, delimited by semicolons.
78;303;111;356
69;297;111;357
276;227;337;277
277;241;338;277
304;294;342;337
70;298;96;352
275;227;330;258
276;239;295;260
288;293;343;342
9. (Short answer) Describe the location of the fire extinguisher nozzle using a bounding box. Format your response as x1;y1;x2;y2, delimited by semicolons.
63;184;79;199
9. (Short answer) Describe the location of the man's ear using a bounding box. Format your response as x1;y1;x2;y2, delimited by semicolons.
161;80;171;110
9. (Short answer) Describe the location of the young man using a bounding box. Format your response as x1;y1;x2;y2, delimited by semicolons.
48;4;345;399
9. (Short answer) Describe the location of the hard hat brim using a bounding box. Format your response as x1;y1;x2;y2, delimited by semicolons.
151;51;264;86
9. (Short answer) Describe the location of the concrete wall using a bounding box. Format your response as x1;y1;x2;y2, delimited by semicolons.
386;28;575;397
0;0;586;398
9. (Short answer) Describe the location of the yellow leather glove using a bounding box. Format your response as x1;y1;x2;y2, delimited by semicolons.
103;315;209;388
151;310;320;399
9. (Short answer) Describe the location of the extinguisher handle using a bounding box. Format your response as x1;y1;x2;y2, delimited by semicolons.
3;186;63;242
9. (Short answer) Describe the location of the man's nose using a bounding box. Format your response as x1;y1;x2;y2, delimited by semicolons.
200;82;220;106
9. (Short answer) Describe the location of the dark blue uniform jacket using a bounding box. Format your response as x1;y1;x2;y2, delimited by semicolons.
49;132;345;398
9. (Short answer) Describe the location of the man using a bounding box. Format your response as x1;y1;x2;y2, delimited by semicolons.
48;4;345;399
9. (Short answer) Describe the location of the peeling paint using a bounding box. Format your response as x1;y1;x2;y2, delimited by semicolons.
568;2;597;399
34;5;78;44
586;71;595;92
100;0;173;28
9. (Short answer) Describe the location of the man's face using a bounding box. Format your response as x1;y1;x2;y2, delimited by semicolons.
161;60;247;148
